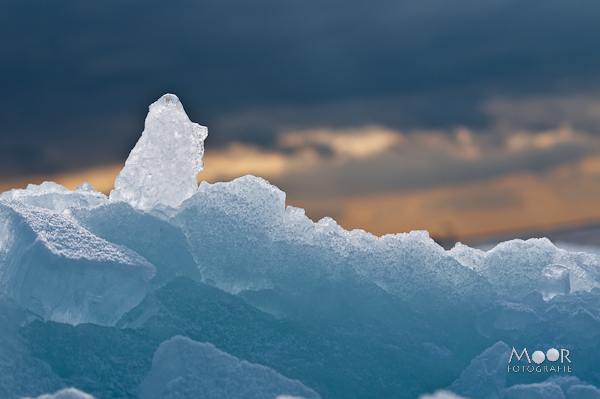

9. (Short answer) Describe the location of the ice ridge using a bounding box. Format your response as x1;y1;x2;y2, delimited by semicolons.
1;93;600;399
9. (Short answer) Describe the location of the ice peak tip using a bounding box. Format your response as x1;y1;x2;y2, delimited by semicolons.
149;93;184;114
157;93;180;105
161;93;179;103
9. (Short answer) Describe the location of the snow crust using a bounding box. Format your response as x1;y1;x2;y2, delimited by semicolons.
1;94;600;398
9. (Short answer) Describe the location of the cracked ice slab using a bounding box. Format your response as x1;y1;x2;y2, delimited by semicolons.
140;336;320;399
0;200;155;326
110;94;208;211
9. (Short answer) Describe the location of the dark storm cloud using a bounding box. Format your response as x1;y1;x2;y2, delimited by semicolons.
270;140;595;198
1;0;600;177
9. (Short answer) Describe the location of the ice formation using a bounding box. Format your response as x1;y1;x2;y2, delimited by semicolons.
419;392;470;399
1;94;600;399
110;94;208;211
1;182;107;213
140;336;319;399
23;388;96;399
0;200;154;326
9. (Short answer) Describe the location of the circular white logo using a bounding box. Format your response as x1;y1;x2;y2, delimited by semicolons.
532;351;546;364
547;348;560;362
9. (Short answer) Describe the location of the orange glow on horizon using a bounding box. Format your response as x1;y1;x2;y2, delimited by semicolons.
3;153;600;240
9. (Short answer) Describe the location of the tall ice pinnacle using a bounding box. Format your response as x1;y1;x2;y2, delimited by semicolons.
110;94;208;211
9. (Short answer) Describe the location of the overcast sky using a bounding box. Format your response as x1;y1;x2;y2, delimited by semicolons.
1;0;600;179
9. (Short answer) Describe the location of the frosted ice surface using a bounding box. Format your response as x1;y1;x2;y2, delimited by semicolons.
0;200;155;325
554;241;600;257
140;336;320;399
178;175;286;229
477;289;600;342
70;201;200;288
22;388;96;399
419;391;471;399
110;94;208;211
449;239;600;300
566;385;600;399
505;382;566;399
176;176;492;304
0;182;107;213
175;175;287;292
535;377;600;399
449;342;510;399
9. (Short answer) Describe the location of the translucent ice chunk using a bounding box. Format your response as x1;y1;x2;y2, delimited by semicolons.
1;182;107;213
540;264;571;300
450;239;600;300
175;175;496;311
0;200;155;325
505;382;566;399
178;175;286;229
70;201;200;288
476;301;539;336
175;175;287;292
21;388;97;399
140;336;320;399
175;175;492;305
110;94;208;211
419;391;471;399
449;341;510;399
